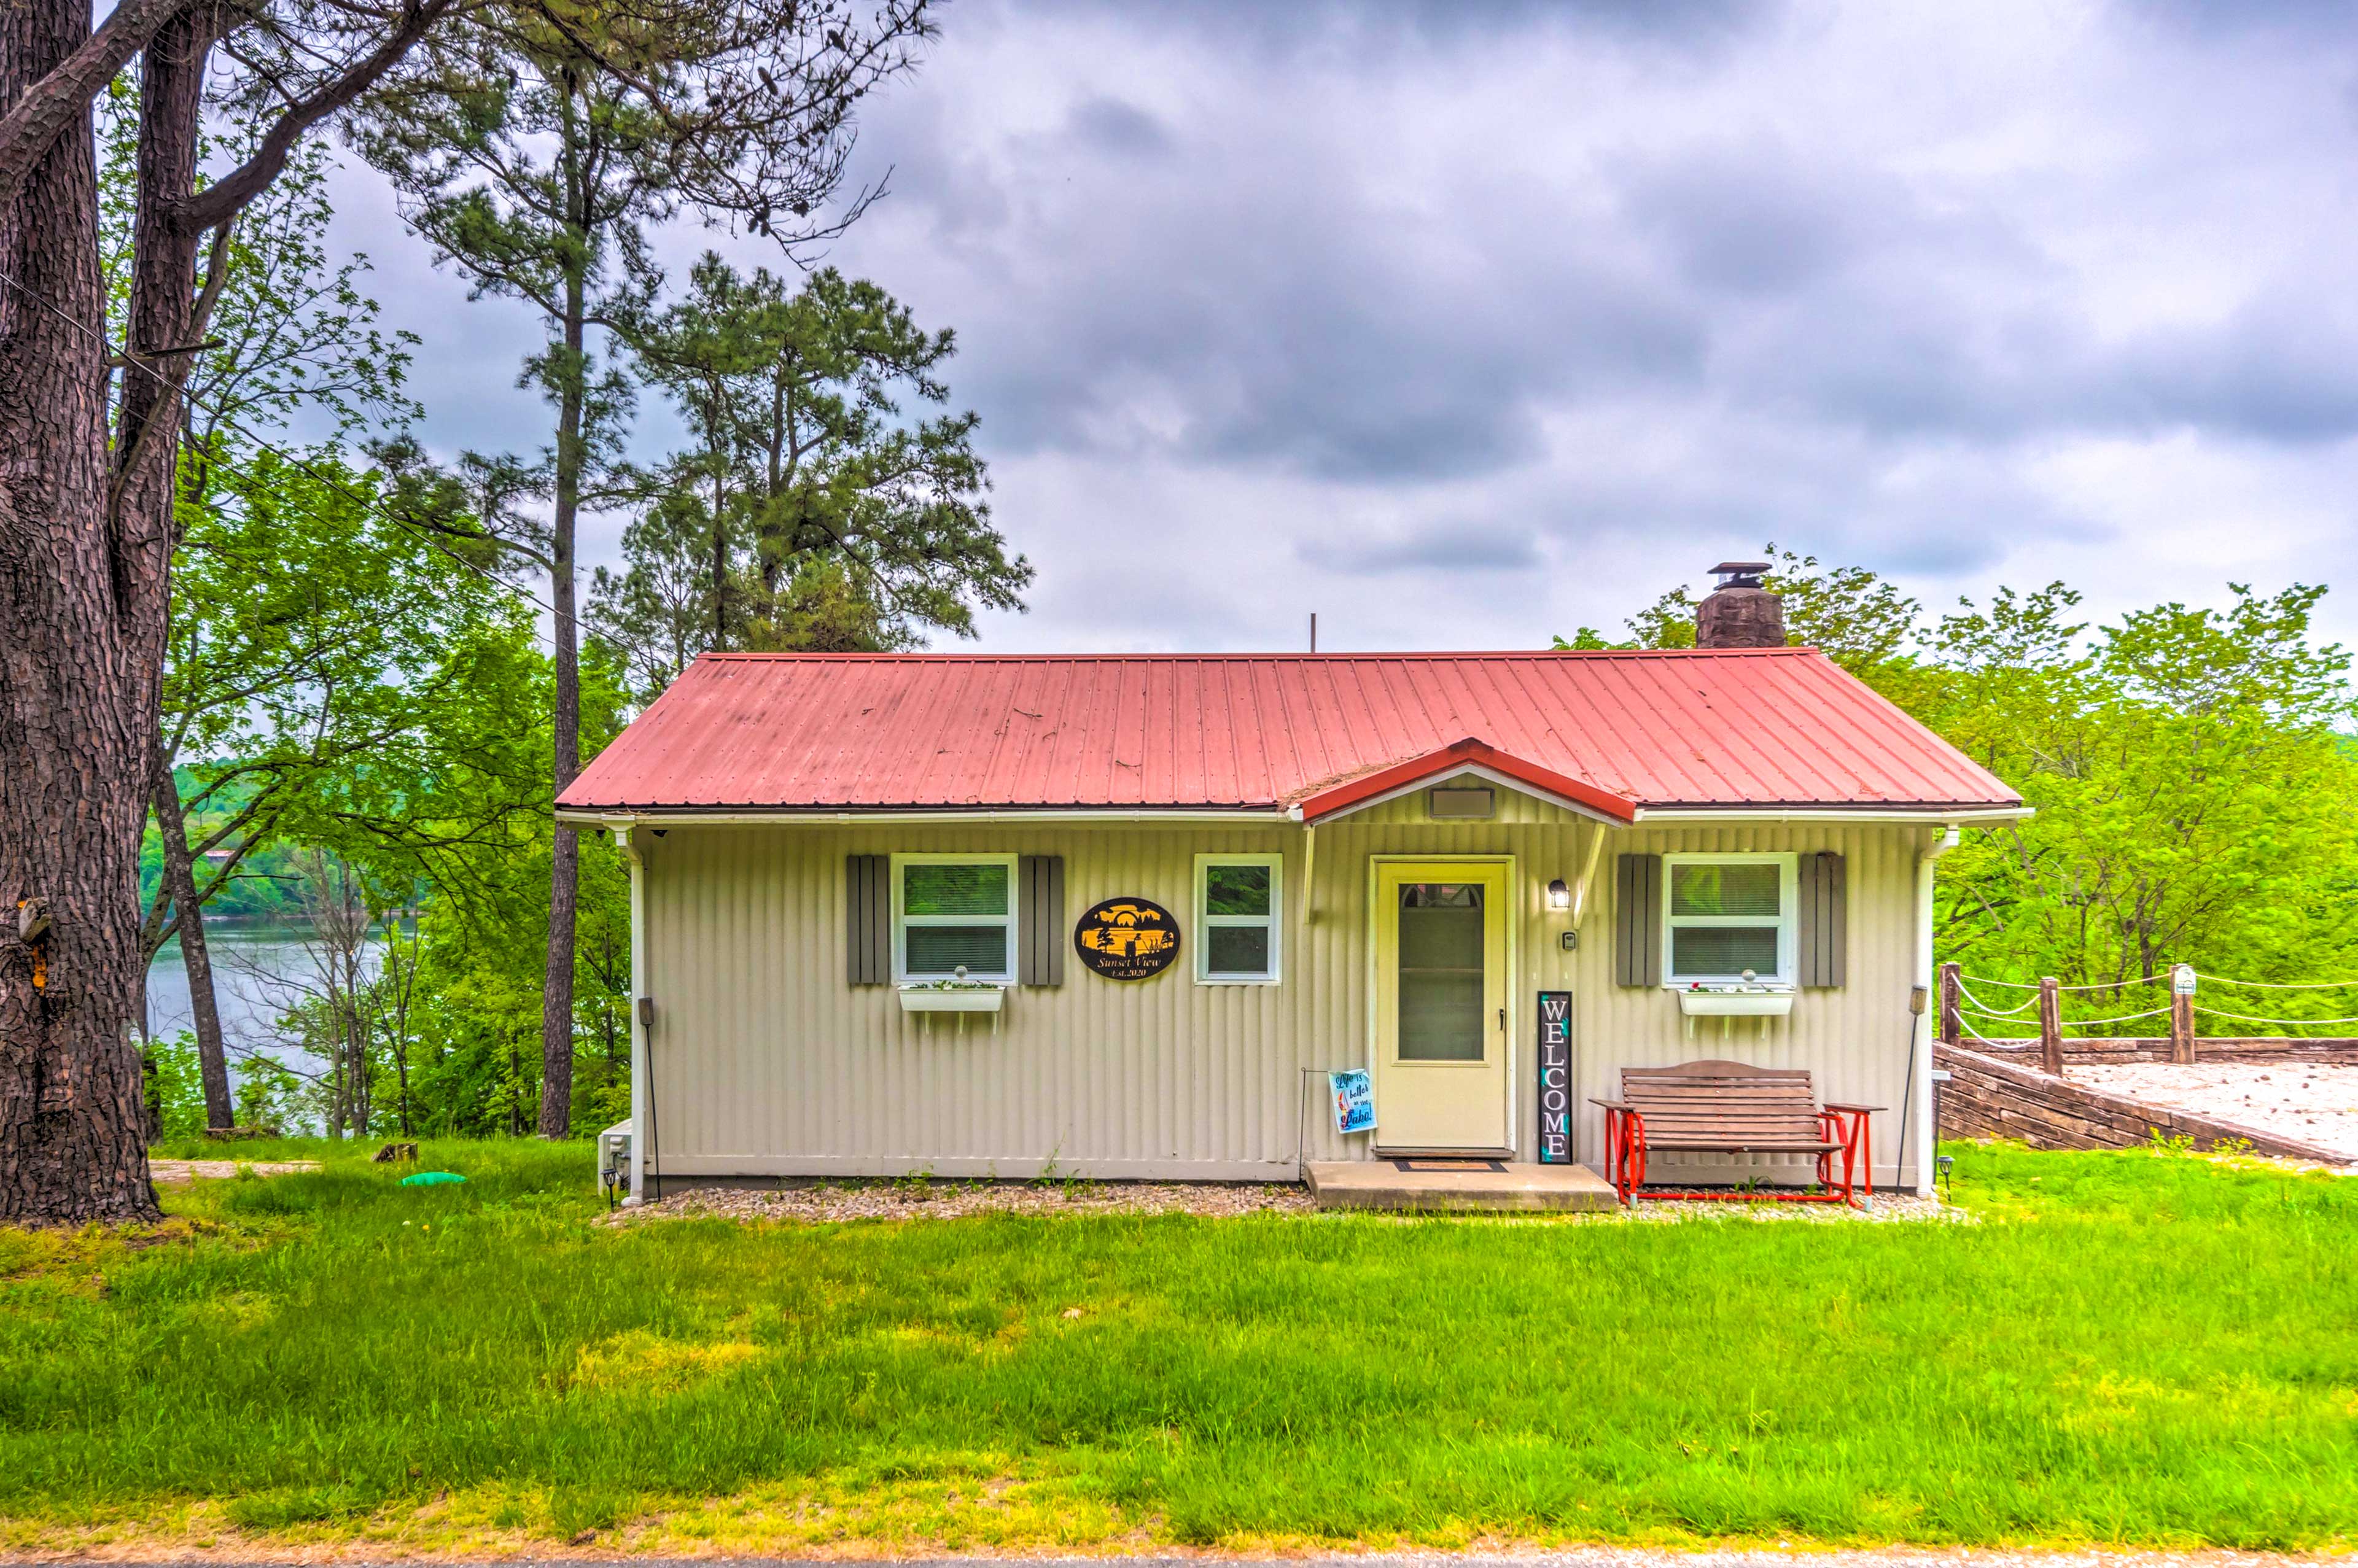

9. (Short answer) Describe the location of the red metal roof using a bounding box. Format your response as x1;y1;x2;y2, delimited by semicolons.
558;649;2021;815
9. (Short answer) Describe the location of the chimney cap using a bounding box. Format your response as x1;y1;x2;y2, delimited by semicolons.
1710;560;1771;588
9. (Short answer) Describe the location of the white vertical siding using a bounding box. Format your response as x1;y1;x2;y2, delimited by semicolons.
639;790;1939;1187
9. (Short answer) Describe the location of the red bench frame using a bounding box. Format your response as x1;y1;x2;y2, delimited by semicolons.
1592;1060;1879;1207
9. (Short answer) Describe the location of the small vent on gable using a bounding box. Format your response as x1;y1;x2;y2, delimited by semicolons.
1429;786;1495;820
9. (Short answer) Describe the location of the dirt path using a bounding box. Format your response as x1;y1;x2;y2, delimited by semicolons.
36;1550;2348;1566
147;1159;321;1186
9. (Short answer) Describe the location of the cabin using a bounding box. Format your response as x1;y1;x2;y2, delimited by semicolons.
558;565;2025;1201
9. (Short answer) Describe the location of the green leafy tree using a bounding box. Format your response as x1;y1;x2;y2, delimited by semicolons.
144;447;509;1129
1561;556;2358;1025
368;619;632;1137
98;87;430;1132
1931;583;2358;1014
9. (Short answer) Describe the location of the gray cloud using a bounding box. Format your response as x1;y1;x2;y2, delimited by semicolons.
347;0;2358;656
1297;521;1544;576
1615;142;1894;297
1065;96;1173;159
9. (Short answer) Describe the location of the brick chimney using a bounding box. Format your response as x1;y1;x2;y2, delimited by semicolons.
1695;561;1785;649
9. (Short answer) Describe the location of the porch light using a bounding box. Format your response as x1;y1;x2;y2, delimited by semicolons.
1546;877;1572;911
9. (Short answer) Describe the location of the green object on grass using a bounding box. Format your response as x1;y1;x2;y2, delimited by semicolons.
400;1171;465;1187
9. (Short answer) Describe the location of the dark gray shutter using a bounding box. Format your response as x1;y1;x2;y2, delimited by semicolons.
1797;850;1848;988
846;855;890;984
1019;854;1065;985
1613;853;1662;987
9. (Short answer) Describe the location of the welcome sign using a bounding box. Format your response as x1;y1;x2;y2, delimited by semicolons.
1536;990;1572;1163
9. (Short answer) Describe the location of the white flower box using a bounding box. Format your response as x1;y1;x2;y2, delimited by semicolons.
897;984;1006;1014
1676;988;1794;1019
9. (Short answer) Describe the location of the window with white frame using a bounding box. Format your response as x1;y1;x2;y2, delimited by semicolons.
1196;853;1281;983
1662;853;1795;985
894;854;1018;982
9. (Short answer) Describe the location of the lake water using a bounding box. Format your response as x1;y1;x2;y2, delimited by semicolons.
144;920;391;1086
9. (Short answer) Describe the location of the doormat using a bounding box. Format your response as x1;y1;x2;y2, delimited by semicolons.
1391;1159;1509;1173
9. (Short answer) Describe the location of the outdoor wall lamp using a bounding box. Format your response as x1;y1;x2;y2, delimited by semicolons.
1546;877;1572;911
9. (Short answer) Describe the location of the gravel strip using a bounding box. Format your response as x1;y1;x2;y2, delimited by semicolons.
2069;1063;2358;1162
607;1179;1317;1223
1606;1189;1961;1223
604;1179;1961;1225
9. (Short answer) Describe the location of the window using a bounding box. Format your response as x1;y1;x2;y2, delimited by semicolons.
1196;853;1282;983
1663;853;1794;985
894;854;1018;982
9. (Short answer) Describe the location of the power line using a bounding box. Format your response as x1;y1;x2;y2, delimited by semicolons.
0;262;675;678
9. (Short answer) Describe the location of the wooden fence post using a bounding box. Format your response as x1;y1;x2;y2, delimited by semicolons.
2037;976;2063;1077
2169;964;2196;1065
1937;960;1961;1047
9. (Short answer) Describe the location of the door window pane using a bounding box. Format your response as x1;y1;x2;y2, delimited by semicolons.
1397;883;1485;1062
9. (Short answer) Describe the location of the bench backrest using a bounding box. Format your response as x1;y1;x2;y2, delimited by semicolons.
1621;1059;1823;1144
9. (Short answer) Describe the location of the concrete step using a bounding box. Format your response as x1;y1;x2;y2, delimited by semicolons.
1306;1159;1621;1213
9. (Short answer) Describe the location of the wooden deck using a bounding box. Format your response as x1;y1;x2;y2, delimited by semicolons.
1305;1158;1619;1213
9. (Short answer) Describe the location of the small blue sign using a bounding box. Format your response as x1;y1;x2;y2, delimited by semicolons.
1329;1069;1376;1136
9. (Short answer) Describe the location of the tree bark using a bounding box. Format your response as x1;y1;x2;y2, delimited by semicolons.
0;0;165;1224
149;747;233;1128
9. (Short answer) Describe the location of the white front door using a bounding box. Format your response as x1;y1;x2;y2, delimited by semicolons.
1371;860;1512;1154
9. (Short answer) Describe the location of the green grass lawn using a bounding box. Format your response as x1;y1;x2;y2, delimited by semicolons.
0;1140;2353;1556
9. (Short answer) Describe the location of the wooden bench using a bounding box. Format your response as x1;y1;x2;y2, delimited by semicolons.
1592;1060;1879;1206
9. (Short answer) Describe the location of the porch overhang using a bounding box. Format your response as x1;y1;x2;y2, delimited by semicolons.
1288;737;1641;826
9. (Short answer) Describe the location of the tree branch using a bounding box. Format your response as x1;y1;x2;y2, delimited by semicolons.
176;0;456;234
0;0;191;218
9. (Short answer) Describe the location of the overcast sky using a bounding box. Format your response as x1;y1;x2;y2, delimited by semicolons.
322;0;2358;654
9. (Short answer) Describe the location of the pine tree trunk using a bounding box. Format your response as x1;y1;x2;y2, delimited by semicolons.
0;0;173;1224
537;165;586;1139
149;748;235;1129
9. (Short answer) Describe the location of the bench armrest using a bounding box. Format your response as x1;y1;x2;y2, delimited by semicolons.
1590;1098;1634;1112
1822;1102;1885;1114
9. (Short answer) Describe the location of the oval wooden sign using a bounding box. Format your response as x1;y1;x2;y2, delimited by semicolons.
1073;896;1181;981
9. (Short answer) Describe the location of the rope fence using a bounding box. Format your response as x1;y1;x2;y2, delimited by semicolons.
1953;973;2168;993
1939;960;2358;1068
2190;1006;2358;1027
1953;979;2037;1017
